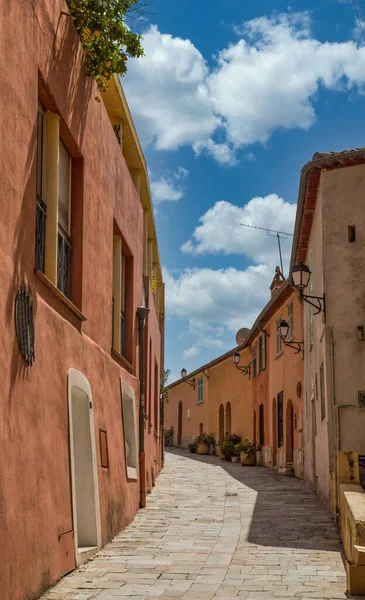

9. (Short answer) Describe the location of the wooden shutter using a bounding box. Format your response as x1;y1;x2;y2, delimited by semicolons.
58;139;71;233
262;334;266;370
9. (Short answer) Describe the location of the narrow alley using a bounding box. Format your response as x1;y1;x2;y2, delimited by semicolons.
39;450;351;600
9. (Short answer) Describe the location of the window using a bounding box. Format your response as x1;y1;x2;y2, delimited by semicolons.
35;102;46;272
257;337;261;373
99;429;109;468
288;301;294;341
252;345;257;378
320;363;325;421
112;235;132;361
199;422;203;435
276;320;283;355
262;334;266;369
121;379;138;480
198;377;203;403
277;391;284;447
57;139;72;298
348;225;356;243
259;404;264;446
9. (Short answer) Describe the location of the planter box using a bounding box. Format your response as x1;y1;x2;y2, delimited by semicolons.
240;451;256;466
197;442;210;455
231;456;239;463
346;562;365;595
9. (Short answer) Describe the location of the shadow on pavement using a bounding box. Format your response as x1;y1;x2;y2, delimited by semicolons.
166;447;343;553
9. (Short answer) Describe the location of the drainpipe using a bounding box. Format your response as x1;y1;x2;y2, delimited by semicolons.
160;392;165;466
137;305;150;508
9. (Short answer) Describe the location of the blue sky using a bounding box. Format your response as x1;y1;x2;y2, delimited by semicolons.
123;0;365;383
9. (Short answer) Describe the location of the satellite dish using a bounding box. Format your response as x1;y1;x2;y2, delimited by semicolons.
236;327;249;345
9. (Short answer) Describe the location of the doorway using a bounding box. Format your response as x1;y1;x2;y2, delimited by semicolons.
286;399;294;465
177;401;183;445
272;398;277;467
68;369;101;565
226;402;231;436
219;404;224;441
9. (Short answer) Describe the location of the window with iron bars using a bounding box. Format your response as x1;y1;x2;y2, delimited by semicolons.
36;102;46;272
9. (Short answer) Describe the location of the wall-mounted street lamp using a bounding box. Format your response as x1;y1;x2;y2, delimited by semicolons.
232;351;251;375
279;320;304;355
290;260;325;316
180;368;195;389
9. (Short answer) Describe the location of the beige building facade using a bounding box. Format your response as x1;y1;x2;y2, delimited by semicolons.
291;149;365;503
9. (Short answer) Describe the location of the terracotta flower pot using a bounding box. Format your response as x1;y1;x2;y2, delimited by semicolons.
231;455;239;463
240;451;256;466
217;450;225;460
197;442;210;455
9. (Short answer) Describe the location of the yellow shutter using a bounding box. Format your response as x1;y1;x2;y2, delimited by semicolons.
58;139;71;233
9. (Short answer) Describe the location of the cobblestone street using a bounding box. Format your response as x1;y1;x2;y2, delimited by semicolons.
40;450;354;600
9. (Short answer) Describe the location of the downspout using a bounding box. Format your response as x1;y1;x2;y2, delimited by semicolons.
137;305;150;508
160;392;165;466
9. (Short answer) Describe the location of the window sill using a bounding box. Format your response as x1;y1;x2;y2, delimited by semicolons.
126;466;138;481
35;269;87;321
276;351;283;359
197;401;204;405
111;347;135;376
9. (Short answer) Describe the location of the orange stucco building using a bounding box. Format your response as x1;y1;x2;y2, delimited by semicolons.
166;271;304;480
244;276;304;478
165;345;253;447
0;3;164;599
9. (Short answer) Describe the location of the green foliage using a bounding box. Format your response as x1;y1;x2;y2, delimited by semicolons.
235;437;256;457
161;369;171;404
164;427;173;446
195;432;215;446
218;440;236;461
68;0;145;92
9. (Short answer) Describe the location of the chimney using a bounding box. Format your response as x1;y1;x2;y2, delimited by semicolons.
270;266;285;297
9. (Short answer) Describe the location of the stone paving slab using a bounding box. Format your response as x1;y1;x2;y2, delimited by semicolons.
39;449;364;600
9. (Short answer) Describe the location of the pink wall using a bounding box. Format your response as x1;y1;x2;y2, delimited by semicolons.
0;2;162;599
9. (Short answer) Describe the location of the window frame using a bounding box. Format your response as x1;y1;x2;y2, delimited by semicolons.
197;377;203;404
252;345;257;378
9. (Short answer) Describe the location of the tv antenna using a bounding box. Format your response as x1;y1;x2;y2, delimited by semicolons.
240;223;293;277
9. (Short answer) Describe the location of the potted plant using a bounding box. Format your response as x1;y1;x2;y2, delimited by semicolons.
231;447;240;463
188;440;197;453
164;427;173;447
195;432;214;455
206;433;216;455
217;434;241;461
235;437;256;466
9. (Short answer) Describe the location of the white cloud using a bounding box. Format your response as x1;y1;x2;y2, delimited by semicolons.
166;193;296;361
150;166;188;203
123;14;365;164
175;166;189;179
164;264;271;338
181;194;296;269
122;25;220;151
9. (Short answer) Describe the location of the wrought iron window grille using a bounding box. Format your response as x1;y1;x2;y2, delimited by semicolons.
35;194;47;272
15;284;35;366
57;225;72;299
113;124;122;145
